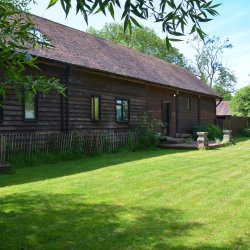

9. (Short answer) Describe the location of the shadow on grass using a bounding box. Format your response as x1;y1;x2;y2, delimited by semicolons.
0;192;248;250
1;193;194;249
0;149;188;188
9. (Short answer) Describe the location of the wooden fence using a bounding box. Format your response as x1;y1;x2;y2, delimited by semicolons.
217;116;248;135
0;130;138;162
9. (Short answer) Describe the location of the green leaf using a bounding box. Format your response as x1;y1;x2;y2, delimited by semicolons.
124;15;129;33
128;19;132;35
108;3;115;19
82;10;88;25
168;38;183;42
168;30;184;36
166;0;176;9
90;0;99;13
47;0;58;8
196;27;205;40
210;3;222;9
121;8;128;20
165;37;172;50
65;0;71;17
130;16;142;28
98;0;110;15
115;0;121;8
190;24;196;34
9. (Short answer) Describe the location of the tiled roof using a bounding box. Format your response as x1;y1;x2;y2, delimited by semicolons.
216;101;232;116
29;15;220;97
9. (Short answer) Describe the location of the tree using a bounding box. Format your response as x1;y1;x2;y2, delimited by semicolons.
189;36;233;87
48;0;220;47
87;23;187;67
213;66;237;100
188;35;237;99
230;85;250;117
0;0;64;105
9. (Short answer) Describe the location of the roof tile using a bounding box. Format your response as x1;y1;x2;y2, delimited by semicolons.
29;15;220;97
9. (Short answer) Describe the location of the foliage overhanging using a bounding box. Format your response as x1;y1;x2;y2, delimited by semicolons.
0;0;65;105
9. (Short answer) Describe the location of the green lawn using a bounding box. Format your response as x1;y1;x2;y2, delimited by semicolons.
0;138;249;250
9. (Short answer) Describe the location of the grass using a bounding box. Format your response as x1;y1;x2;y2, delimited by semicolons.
0;138;249;250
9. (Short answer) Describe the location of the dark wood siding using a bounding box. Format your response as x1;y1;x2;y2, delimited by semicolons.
147;86;176;137
67;70;147;130
178;93;199;133
200;97;216;125
0;60;217;135
0;63;64;133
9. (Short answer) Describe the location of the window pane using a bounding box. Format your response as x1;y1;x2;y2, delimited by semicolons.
123;100;129;121
116;99;122;105
116;105;122;121
94;97;99;120
25;93;36;120
91;96;100;121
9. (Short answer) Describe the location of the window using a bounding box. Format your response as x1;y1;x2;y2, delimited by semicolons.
23;92;37;121
116;98;130;122
91;96;101;121
187;96;191;110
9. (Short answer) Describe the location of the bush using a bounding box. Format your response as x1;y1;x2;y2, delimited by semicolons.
242;128;250;137
192;124;223;140
129;116;162;151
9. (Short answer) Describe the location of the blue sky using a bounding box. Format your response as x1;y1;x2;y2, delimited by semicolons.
29;0;250;89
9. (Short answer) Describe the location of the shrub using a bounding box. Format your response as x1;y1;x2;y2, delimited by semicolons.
129;116;162;151
242;128;250;137
192;124;223;140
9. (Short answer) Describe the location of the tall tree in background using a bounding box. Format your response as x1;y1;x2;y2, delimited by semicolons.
213;66;236;100
189;36;237;99
230;85;250;117
48;0;220;47
87;23;187;67
0;0;64;104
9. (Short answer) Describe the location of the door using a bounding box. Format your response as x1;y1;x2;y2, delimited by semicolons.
162;102;171;135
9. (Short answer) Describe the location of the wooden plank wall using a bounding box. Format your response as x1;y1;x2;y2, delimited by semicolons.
178;93;199;133
147;86;176;137
0;60;217;136
0;64;64;134
68;70;147;130
200;97;216;125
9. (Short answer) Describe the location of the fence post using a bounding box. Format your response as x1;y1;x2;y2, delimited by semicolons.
0;135;7;163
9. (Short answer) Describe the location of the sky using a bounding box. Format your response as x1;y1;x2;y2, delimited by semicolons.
29;0;250;90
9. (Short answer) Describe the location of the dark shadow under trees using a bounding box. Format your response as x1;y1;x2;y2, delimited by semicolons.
0;192;248;250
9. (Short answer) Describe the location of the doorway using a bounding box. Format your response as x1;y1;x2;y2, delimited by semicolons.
162;102;171;136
